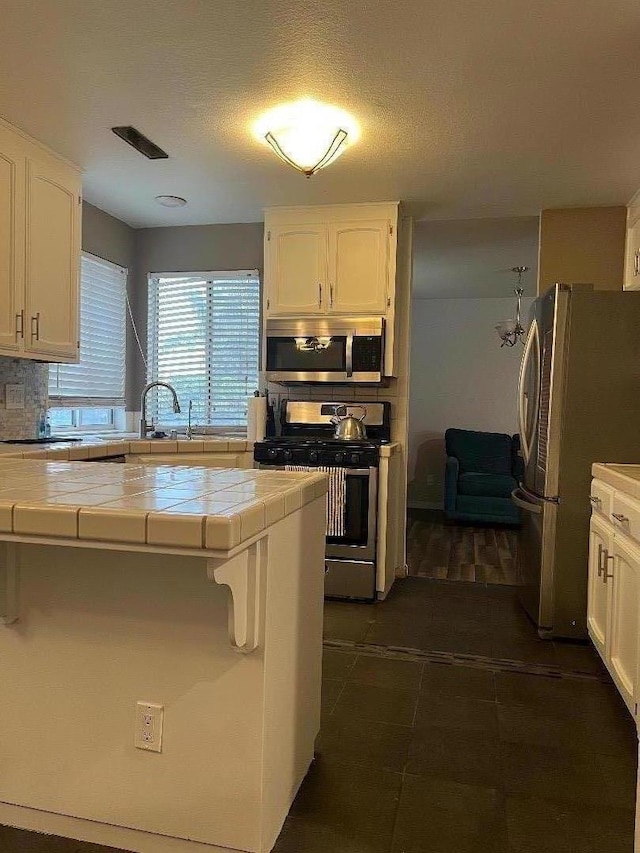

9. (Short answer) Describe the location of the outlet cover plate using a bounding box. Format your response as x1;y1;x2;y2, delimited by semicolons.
135;701;164;753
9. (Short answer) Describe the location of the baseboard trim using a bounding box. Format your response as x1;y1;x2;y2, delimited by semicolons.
0;802;248;853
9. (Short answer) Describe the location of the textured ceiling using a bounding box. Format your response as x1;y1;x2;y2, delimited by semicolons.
1;0;639;227
413;217;540;298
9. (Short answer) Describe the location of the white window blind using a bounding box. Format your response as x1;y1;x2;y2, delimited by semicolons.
147;271;260;427
48;253;127;406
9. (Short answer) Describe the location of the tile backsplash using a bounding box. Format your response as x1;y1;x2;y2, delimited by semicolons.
0;357;48;440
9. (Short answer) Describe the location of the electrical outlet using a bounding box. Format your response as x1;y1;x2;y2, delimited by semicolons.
135;702;164;753
5;384;25;410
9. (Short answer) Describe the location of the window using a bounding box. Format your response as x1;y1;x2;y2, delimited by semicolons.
48;252;127;431
147;271;260;428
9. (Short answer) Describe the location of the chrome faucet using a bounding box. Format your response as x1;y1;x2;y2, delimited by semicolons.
139;381;181;438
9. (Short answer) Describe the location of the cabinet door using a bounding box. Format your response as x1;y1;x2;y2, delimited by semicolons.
609;536;640;714
0;129;25;353
587;514;613;660
624;216;640;291
328;220;389;314
24;157;80;361
266;225;327;315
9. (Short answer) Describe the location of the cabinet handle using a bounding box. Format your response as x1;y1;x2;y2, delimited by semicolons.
598;544;614;581
30;313;40;343
635;250;640;276
15;310;24;341
612;512;628;525
330;283;334;307
603;548;614;583
318;283;322;308
589;495;601;509
266;298;270;311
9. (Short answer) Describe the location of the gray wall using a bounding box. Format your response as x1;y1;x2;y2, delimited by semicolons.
82;201;136;270
413;217;539;299
130;223;264;408
408;214;540;509
408;296;535;508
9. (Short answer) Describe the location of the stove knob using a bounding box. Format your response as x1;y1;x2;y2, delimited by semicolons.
267;448;278;460
283;449;293;462
334;452;344;464
309;450;319;463
350;453;360;464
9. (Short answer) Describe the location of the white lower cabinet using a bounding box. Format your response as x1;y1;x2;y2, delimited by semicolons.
588;480;640;717
587;513;614;660
609;535;640;713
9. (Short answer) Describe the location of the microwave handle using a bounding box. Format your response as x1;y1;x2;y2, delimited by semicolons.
346;333;354;378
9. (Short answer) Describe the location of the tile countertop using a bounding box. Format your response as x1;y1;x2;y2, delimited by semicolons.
0;437;252;460
592;463;640;497
0;458;327;553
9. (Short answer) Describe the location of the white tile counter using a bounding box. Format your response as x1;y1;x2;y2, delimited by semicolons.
0;457;326;552
0;436;251;460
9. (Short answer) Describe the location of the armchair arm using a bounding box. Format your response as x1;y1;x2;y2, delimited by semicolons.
444;456;459;512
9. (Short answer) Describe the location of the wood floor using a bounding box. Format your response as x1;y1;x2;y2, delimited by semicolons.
407;510;519;584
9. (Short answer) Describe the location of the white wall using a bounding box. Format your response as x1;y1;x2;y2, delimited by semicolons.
408;296;534;507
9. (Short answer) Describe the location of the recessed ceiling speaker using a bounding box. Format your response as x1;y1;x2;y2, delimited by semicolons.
111;126;169;159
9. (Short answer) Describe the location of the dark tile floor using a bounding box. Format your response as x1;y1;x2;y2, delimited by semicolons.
278;578;638;853
1;578;637;852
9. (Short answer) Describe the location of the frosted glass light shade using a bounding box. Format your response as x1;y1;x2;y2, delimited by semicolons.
495;319;517;338
254;99;359;176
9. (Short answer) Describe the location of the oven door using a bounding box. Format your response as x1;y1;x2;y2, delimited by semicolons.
326;468;377;562
258;463;378;561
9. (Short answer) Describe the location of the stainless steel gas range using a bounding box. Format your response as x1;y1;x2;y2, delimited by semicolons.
253;400;391;601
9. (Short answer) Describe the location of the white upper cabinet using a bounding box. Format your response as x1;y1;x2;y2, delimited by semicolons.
265;225;327;315
0;118;81;363
24;157;80;360
328;220;390;314
0;131;24;352
264;203;398;318
624;192;640;290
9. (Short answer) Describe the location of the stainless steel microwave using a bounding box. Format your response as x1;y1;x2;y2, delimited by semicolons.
265;317;385;384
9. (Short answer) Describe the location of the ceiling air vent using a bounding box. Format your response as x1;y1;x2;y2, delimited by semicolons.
111;126;169;159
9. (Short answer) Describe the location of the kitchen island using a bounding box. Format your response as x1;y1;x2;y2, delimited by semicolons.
0;457;327;853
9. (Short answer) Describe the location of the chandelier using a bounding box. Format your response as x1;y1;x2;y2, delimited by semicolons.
495;267;528;347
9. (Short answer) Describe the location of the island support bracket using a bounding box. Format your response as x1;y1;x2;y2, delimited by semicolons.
207;537;267;653
0;543;19;625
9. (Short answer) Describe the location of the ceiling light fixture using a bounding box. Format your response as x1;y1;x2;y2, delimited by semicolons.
155;195;187;208
253;99;359;177
495;266;528;347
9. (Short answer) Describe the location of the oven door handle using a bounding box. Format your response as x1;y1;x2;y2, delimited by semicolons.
346;332;354;378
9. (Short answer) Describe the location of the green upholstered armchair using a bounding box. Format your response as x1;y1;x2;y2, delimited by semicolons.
444;428;522;525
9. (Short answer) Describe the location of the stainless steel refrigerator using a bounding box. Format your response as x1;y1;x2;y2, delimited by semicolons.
512;283;640;639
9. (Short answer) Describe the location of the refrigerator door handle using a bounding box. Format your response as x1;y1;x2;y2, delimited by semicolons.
517;319;540;466
511;487;542;514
